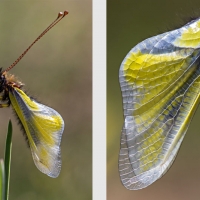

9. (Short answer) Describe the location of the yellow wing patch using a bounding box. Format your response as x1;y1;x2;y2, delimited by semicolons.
119;17;200;189
9;87;64;178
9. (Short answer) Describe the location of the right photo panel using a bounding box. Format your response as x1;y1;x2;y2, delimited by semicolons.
107;0;200;199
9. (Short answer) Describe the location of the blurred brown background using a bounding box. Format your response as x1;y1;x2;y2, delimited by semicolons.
107;0;200;200
0;1;91;200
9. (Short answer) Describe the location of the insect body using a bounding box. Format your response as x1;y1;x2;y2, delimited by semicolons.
119;18;200;189
0;11;68;178
1;69;64;177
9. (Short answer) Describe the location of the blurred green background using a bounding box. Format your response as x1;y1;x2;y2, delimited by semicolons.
0;1;91;200
107;0;200;200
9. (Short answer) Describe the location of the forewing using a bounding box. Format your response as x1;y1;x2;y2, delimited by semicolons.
119;19;200;189
9;87;64;178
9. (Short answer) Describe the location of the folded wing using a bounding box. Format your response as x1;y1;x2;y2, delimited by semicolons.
9;87;64;178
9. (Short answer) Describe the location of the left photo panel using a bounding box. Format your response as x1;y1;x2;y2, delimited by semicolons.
0;1;92;200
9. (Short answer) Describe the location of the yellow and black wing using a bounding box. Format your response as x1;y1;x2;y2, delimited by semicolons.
9;87;64;178
119;18;200;189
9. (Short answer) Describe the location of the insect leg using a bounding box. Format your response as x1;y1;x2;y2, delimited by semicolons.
0;103;10;108
0;92;10;108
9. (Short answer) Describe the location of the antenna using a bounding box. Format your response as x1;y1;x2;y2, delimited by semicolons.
3;10;69;73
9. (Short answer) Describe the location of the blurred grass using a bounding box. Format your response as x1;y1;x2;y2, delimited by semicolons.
0;159;4;200
0;1;91;200
4;121;12;200
107;0;200;200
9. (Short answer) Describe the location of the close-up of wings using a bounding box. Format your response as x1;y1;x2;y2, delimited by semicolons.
119;18;200;190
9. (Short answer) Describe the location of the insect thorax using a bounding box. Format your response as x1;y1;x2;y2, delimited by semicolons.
0;68;23;102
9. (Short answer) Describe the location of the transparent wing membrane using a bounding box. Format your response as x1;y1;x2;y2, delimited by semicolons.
119;18;200;189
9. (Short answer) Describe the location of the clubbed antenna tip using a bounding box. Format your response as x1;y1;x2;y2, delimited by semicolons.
57;11;69;19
